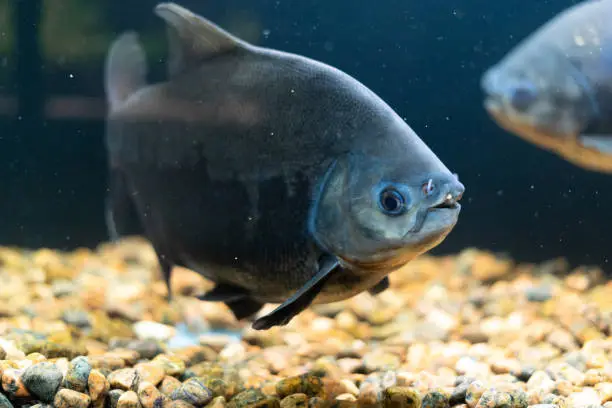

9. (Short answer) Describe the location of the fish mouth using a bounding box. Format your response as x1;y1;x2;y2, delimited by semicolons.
484;97;504;115
431;196;461;210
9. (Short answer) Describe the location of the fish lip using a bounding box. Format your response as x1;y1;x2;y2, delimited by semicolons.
431;200;461;210
428;202;461;217
481;68;509;115
484;95;505;116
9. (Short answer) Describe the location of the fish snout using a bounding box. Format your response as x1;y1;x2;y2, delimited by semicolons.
482;67;539;114
481;68;500;98
407;174;464;234
423;174;464;210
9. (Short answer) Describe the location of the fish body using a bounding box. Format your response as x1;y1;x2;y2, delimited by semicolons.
481;0;612;173
104;2;465;330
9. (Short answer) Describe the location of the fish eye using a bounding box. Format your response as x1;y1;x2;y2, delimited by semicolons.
378;187;406;216
510;84;538;112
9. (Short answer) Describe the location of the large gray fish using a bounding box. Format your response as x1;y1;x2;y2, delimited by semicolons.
481;0;612;173
103;2;465;330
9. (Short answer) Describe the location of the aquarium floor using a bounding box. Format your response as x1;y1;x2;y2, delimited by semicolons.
0;237;608;408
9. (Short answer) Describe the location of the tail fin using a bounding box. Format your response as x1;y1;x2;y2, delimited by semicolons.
104;31;148;111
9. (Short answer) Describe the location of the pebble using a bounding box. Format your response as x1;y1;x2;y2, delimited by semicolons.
62;356;91;392
568;388;601;406
524;286;552;302
133;320;177;342
54;388;91;408
383;386;421;408
118;390;142;408
421;388;451;408
0;241;612;408
161;375;182;396
280;393;308;408
465;381;485;408
138;380;166;408
2;368;30;398
170;377;213;406
108;368;139;391
276;374;324;399
135;362;166;386
21;361;63;402
88;368;110;401
109;389;126;408
0;393;13;408
228;389;280;408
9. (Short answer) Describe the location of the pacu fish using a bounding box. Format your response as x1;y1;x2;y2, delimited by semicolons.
103;2;465;330
481;0;612;173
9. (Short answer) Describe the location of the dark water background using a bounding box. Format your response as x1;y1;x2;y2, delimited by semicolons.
1;0;608;270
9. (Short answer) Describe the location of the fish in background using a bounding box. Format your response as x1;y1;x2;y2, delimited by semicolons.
103;2;465;330
481;0;612;173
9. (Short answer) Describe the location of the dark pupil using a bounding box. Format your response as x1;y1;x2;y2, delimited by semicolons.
382;191;402;212
511;86;537;112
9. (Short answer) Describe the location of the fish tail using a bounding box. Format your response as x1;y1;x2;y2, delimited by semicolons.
104;31;148;111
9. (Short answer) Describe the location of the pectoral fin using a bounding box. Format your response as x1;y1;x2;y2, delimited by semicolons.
225;297;265;320
251;254;340;330
197;283;250;303
368;277;389;295
579;134;612;154
197;283;264;320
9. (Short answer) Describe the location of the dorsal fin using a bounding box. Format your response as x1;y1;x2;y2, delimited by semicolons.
154;2;250;78
104;31;148;112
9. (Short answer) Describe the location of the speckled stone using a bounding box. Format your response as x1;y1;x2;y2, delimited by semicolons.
0;392;13;408
280;393;309;408
228;389;281;408
138;380;166;408
450;382;468;405
276;374;324;399
108;368;139;391
383;387;421;408
53;388;91;408
134;362;165;387
170;377;213;406
2;368;30;398
207;396;228;408
160;375;182;396
152;354;186;377
197;375;230;399
421;388;451;408
474;389;528;408
118;390;142;408
166;401;197;408
89;368;110;405
21;361;63;402
62;356;91;392
109;389;126;408
465;381;486;408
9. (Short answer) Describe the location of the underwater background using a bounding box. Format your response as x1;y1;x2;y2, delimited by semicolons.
0;0;607;268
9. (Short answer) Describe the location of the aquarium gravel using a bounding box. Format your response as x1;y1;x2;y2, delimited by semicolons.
0;237;610;408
